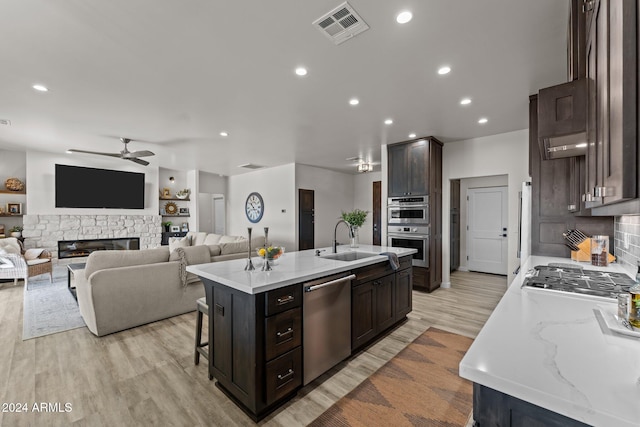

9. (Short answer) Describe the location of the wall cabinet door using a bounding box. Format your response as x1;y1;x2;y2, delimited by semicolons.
388;139;430;196
584;0;637;206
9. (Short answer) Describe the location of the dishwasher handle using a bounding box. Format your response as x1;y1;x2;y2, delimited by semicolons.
304;274;356;292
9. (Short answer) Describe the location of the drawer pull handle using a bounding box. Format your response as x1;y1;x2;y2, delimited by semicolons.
276;295;294;305
277;369;294;381
276;327;293;338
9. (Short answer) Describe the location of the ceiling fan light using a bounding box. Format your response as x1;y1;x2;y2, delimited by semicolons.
357;163;372;173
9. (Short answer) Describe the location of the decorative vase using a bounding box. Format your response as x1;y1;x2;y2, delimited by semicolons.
10;232;21;238
349;225;359;248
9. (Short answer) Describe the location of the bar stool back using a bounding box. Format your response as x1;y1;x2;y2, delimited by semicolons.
194;297;213;380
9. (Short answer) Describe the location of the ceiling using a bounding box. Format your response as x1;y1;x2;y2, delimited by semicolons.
0;0;569;175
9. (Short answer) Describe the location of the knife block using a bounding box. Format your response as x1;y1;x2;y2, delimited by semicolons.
570;238;616;263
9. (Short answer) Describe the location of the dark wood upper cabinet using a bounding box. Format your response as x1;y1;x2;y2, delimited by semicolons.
568;0;587;81
537;79;587;160
388;139;429;196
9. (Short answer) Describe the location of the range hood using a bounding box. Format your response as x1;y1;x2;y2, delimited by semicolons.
537;79;587;160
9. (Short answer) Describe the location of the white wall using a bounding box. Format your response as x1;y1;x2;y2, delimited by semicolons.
458;175;508;270
0;149;27;231
295;164;356;249
27;150;159;215
443;129;529;286
199;171;227;195
354;171;382;245
227;163;296;249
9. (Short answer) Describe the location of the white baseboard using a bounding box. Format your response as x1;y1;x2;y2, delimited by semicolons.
456;266;469;272
440;281;451;288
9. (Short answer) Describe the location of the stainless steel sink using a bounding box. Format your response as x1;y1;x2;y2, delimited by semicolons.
321;251;380;262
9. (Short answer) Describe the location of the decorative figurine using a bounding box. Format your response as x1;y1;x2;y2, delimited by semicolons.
244;227;255;271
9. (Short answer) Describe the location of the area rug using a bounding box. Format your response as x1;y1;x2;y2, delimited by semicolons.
22;276;86;340
309;328;474;427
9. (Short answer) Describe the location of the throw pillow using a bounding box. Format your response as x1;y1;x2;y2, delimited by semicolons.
0;257;15;268
168;235;191;252
23;248;45;260
0;244;20;255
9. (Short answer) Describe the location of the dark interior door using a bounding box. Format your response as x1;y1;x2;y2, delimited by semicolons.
298;189;314;250
450;179;460;271
373;181;381;245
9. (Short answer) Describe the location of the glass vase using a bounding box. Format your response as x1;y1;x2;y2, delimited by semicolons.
349;225;359;248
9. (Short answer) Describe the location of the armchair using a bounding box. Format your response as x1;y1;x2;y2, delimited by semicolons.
0;237;53;288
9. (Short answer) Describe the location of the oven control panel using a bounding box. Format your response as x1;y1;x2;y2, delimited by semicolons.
388;225;429;235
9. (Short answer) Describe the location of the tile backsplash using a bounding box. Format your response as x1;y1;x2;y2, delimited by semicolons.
614;215;640;270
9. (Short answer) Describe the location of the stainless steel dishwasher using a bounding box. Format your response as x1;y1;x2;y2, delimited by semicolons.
303;272;355;385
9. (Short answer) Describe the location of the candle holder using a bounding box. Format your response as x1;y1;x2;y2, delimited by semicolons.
244;227;255;271
261;227;271;271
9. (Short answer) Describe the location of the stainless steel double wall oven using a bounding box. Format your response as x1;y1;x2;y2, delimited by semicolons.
387;196;429;268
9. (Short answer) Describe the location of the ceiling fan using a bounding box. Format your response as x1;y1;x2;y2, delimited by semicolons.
67;138;155;166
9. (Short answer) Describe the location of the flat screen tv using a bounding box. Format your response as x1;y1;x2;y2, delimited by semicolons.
55;164;145;209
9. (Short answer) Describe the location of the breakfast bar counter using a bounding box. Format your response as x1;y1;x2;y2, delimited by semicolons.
460;255;640;427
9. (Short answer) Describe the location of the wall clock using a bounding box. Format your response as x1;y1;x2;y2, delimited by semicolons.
245;192;264;223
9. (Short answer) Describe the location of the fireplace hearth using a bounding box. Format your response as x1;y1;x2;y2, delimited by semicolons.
58;237;140;259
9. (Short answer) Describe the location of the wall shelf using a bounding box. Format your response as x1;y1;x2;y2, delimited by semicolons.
160;214;190;218
0;189;26;195
0;214;23;217
159;198;190;202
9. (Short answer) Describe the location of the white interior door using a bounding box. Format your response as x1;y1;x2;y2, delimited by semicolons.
467;186;508;275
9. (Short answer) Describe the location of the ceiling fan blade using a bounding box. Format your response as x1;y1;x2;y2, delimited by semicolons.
123;150;155;158
127;157;150;166
67;149;121;157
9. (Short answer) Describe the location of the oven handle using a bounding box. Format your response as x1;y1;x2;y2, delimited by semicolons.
388;234;429;239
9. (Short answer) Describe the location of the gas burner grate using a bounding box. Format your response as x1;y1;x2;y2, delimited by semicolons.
522;265;634;298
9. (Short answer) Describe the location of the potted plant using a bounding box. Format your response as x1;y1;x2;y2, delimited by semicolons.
341;209;368;248
161;221;172;232
10;225;23;238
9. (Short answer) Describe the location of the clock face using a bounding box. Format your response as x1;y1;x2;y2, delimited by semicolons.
245;192;264;223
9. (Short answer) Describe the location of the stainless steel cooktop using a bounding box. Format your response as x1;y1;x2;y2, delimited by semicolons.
522;265;635;299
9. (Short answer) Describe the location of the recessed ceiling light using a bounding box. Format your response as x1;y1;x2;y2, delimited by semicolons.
437;66;451;75
478;118;488;124
32;84;48;92
295;67;308;76
409;133;417;138
384;119;393;125
460;98;472;105
349;98;359;106
396;11;413;24
220;131;228;137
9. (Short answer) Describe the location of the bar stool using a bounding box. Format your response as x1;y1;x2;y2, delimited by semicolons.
194;297;213;380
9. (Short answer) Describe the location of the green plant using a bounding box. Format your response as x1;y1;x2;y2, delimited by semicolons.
10;225;23;232
341;209;368;227
161;221;172;227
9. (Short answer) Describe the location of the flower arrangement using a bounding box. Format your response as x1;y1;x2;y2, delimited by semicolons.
257;246;284;260
341;209;368;227
10;225;23;233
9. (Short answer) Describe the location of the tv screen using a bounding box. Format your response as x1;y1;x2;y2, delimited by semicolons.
55;164;145;209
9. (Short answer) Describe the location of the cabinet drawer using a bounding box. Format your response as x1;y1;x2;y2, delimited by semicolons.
265;308;302;361
265;284;301;316
265;347;302;405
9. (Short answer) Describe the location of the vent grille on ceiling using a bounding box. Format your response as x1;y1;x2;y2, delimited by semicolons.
238;163;264;170
313;2;369;45
0;119;10;126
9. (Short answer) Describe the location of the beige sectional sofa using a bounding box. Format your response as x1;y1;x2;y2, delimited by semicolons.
76;232;264;336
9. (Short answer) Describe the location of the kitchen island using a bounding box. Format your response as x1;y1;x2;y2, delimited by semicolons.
460;255;640;427
187;245;416;421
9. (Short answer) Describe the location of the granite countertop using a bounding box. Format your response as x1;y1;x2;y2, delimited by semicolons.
186;245;416;294
459;255;640;427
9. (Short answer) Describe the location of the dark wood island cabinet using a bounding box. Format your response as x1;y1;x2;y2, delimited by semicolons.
196;253;414;421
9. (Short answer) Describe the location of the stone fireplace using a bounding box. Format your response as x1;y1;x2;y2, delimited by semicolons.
22;215;161;258
58;237;140;259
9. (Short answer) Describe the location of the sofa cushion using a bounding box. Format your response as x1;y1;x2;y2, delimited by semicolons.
26;258;50;266
207;245;222;257
187;232;208;247
169;245;210;286
219;235;245;243
168;235;191;252
202;234;223;245
85;247;170;279
219;240;248;256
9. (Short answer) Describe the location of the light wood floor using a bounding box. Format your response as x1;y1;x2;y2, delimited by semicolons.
0;270;506;427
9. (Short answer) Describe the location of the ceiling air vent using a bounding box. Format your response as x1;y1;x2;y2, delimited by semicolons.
0;119;11;126
313;2;369;45
238;163;264;170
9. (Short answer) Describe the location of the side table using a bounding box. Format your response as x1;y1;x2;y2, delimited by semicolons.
67;262;86;301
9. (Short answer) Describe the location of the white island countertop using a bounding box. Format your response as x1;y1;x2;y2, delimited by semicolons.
186;245;416;294
459;255;640;427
